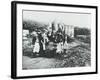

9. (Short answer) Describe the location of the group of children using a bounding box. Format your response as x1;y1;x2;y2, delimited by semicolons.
31;29;68;56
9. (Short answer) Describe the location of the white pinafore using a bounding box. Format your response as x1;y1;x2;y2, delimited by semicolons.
56;42;62;53
33;37;40;53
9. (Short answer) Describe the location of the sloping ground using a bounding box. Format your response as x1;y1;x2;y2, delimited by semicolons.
61;44;91;67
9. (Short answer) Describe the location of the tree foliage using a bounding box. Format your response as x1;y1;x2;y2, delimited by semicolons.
74;27;91;37
23;20;48;32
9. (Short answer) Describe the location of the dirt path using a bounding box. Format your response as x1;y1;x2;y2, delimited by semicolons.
22;56;62;69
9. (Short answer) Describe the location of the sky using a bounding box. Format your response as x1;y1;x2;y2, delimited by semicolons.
23;10;91;28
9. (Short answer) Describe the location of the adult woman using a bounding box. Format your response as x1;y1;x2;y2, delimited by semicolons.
38;33;44;56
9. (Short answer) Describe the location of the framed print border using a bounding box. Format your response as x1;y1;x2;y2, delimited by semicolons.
11;1;98;79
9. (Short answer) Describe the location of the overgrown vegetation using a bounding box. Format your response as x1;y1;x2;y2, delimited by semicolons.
23;20;48;32
74;27;91;36
61;44;91;67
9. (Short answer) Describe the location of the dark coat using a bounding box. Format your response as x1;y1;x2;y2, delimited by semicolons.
32;36;36;45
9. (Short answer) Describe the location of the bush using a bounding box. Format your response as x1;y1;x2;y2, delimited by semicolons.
74;27;90;37
76;35;91;44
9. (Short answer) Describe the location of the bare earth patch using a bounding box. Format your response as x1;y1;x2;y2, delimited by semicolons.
22;56;62;69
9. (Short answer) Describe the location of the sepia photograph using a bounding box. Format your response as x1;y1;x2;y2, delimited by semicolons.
11;1;97;79
22;10;91;69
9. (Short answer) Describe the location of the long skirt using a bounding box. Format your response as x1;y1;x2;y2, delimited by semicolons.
56;42;63;53
33;42;40;53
